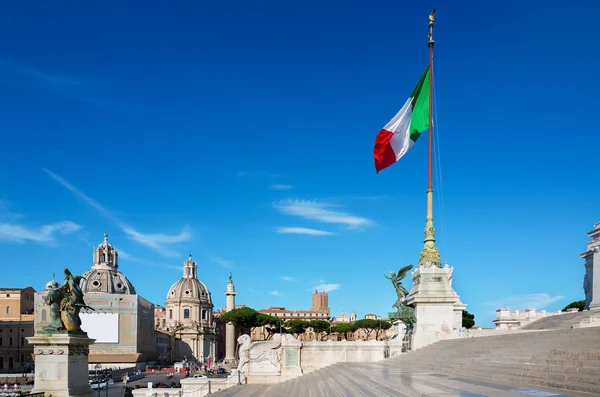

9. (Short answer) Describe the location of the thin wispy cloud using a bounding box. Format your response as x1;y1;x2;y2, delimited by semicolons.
0;199;24;222
122;225;191;257
116;249;139;262
276;227;335;236
270;290;283;297
280;276;294;281
43;168;191;257
274;200;373;229
485;293;565;311
0;58;132;110
270;184;293;191
0;198;80;246
210;255;233;268
312;283;341;293
0;221;81;246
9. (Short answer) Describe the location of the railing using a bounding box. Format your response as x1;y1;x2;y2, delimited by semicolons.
142;372;245;397
401;333;412;352
0;392;42;397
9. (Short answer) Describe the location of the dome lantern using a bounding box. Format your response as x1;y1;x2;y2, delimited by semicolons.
80;233;136;294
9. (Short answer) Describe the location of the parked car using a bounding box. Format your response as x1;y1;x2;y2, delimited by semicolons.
191;374;206;379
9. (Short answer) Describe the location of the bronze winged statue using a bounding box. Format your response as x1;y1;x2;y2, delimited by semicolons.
385;264;416;331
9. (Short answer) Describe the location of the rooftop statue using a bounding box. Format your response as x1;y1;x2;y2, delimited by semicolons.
385;264;416;331
43;268;93;333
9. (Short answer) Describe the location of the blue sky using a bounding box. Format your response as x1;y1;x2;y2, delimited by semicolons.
0;1;597;327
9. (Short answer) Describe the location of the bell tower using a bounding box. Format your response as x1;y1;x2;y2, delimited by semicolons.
183;254;197;279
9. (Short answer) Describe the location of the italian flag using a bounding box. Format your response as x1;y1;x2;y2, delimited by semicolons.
374;66;430;173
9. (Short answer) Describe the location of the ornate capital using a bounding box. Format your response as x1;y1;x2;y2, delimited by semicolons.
418;222;441;268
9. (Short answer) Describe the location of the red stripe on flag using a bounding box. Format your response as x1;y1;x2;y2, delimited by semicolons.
373;128;396;173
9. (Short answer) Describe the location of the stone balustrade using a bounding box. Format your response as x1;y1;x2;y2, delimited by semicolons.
493;307;575;330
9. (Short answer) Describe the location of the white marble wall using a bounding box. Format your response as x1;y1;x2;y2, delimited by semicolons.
301;340;386;373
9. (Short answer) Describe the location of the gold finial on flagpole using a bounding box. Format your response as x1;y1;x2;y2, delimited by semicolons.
428;8;436;47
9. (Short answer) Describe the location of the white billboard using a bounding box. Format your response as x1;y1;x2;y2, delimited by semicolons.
80;313;119;343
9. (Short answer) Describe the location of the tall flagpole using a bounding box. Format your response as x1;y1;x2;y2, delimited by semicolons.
418;8;441;268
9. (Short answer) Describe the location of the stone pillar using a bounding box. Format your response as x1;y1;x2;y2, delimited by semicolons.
581;222;600;311
27;333;95;397
281;334;302;379
407;263;465;350
224;274;237;363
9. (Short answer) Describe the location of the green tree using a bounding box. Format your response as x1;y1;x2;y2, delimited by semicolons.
308;320;331;341
354;319;384;340
331;323;357;340
462;310;475;329
562;300;585;312
218;307;260;334
258;313;283;339
285;319;309;337
374;320;392;340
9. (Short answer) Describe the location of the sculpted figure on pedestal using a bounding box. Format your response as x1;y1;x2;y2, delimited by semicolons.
236;334;252;374
42;268;93;333
236;333;295;376
385;265;416;331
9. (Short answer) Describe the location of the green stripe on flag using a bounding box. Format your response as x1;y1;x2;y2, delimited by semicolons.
408;66;430;142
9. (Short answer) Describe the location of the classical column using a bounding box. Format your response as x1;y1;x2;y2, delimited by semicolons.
224;273;237;363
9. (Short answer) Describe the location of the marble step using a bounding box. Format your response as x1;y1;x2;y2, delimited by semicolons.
452;362;600;384
408;362;600;395
450;368;600;395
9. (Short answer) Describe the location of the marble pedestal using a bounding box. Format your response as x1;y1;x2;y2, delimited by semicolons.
581;222;600;311
281;334;302;378
27;333;95;397
407;265;466;350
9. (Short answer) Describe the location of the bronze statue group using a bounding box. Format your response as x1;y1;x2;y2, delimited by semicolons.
44;268;93;333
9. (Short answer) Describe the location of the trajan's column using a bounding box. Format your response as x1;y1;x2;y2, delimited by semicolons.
224;273;237;363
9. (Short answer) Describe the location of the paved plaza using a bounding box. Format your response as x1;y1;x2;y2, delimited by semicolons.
212;362;594;397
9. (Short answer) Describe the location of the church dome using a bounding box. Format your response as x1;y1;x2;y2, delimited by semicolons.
166;255;212;306
79;233;136;294
167;278;212;304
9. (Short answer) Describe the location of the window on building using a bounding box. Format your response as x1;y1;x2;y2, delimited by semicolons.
9;337;12;346
20;354;24;363
8;357;13;370
169;309;173;319
6;306;10;314
201;310;206;320
184;309;190;319
20;337;24;346
0;337;2;345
